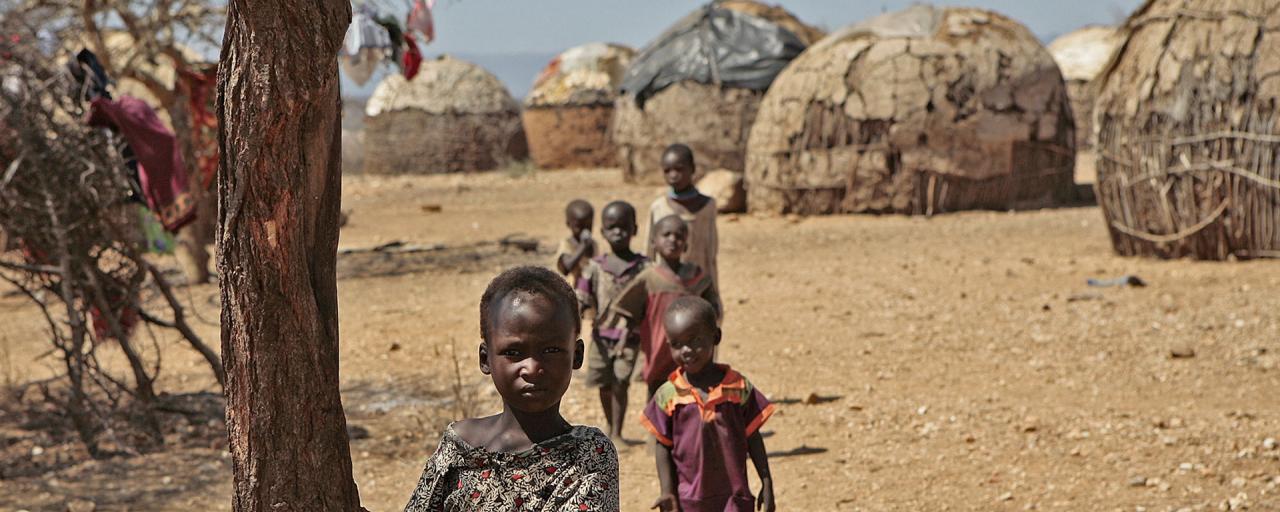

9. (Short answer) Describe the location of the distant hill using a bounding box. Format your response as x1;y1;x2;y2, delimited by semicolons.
341;51;559;102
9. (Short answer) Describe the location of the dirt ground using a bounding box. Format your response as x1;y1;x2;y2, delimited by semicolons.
1;169;1278;511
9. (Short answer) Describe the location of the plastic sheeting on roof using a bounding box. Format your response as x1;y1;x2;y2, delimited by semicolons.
618;3;807;107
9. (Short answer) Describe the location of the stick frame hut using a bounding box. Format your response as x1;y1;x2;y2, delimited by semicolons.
1092;0;1280;259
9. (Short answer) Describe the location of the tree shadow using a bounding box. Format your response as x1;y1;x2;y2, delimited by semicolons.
335;237;546;281
0;390;229;510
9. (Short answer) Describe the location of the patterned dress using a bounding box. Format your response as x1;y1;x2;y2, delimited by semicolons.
403;424;619;512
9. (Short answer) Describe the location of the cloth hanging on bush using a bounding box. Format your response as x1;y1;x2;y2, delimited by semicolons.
341;8;396;85
406;0;436;43
87;96;195;232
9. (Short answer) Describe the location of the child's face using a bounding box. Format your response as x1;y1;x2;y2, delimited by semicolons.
600;208;636;253
661;152;695;191
665;310;719;375
653;219;688;262
480;293;583;413
566;214;592;239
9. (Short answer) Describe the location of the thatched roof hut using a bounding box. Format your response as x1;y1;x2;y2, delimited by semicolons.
1048;26;1123;152
523;43;634;169
745;5;1076;215
1093;0;1280;260
610;1;821;184
363;56;527;174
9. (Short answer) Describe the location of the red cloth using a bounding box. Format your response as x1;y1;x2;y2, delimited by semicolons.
178;65;219;191
87;96;195;232
403;34;423;80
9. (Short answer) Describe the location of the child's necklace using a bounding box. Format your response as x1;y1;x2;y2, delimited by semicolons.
668;187;700;200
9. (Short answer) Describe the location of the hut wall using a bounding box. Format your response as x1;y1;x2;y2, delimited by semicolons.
1093;0;1280;260
1066;81;1094;151
611;82;762;184
523;105;616;169
746;8;1077;215
363;110;527;174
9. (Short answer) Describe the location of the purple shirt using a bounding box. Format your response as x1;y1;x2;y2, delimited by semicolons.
641;365;775;512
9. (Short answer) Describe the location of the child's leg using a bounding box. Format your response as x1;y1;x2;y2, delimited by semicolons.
608;384;628;440
597;386;615;433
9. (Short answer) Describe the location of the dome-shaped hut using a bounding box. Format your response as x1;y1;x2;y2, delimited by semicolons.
1048;26;1122;152
1093;0;1280;260
745;5;1077;215
363;56;527;174
523;43;634;169
610;1;821;184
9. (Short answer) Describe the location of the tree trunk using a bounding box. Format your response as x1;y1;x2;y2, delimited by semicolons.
216;1;360;510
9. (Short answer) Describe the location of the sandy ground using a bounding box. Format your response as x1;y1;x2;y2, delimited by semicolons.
1;168;1278;511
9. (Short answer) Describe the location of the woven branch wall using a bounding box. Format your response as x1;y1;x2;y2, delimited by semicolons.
1093;0;1280;260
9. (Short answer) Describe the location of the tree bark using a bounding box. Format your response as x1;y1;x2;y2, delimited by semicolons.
216;1;360;510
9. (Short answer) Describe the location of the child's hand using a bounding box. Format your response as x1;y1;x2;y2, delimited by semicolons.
757;480;775;512
651;493;679;511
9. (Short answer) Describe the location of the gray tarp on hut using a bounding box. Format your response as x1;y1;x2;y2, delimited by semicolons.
619;3;806;107
610;1;819;184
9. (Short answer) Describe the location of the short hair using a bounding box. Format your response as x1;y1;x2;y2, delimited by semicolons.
662;143;695;168
479;266;580;343
601;200;636;224
654;214;687;235
565;199;593;220
663;296;718;332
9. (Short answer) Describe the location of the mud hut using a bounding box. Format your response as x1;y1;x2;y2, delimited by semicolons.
610;1;821;184
1093;0;1280;260
1048;26;1123;152
745;5;1076;215
523;43;634;169
363;56;527;174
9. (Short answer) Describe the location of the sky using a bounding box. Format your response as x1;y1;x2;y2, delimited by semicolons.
342;0;1145;99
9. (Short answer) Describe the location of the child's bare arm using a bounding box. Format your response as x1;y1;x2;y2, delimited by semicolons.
652;443;679;511
747;431;775;512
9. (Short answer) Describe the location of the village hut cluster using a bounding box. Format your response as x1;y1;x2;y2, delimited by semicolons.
347;0;1278;261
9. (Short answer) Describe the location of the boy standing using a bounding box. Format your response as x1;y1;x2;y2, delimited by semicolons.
643;296;776;512
647;144;718;294
610;215;721;397
578;201;649;444
556;199;596;301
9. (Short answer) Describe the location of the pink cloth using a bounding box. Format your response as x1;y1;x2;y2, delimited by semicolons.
407;0;436;43
87;96;194;232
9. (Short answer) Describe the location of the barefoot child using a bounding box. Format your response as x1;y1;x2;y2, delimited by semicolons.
403;266;619;511
647;144;718;294
556;199;596;295
577;201;649;443
610;215;721;397
642;296;776;512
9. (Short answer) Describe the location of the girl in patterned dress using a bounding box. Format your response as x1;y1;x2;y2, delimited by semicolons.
403;266;619;512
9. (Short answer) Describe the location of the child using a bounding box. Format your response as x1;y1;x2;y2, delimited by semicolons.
610;215;721;397
577;201;649;444
403;266;619;512
556;199;596;293
642;296;775;512
647;144;718;294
